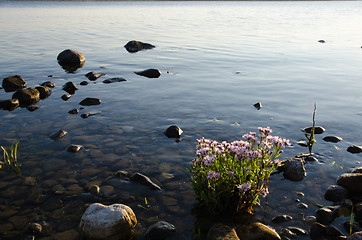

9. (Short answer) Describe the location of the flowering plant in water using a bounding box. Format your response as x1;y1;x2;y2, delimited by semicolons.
189;127;289;214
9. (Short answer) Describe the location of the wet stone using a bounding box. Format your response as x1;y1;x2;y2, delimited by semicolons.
352;167;362;173
26;104;40;112
2;75;27;92
253;102;262;110
61;94;71;101
207;223;239;240
35;86;51;99
124;40;155;53
282;157;306;181
337;173;362;193
271;215;293;223
323;136;343;143
326;225;344;239
66;144;82;153
85;71;105;81
324;185;348;202
89;185;101;196
41;81;55;88
102;77;127;84
0;99;19;110
144;221;176;240
163;125;183;138
63;82;78;94
316;207;336;225
304;216;316;225
12;87;40;106
310;222;327;239
297;203;308;209
302;126;326;134
135;69;161;78
347;145;362;154
68;109;79;114
79;97;101;106
80;81;88;86
130;172;162;190
285;227;308;236
297;140;308;147
50;130;68;140
57;49;85;73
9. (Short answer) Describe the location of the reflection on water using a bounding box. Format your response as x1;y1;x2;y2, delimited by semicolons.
1;1;362;239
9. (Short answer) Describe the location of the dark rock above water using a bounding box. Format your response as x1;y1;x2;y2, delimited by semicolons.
163;125;183;138
324;185;348;202
66;144;82;153
12;87;40;106
0;99;19;111
41;81;55;88
323;136;343;143
272;215;293;223
281;157;306;181
236;222;281;240
347;145;362;154
2;75;27;92
130;172;162;190
337;173;362;193
207;223;239;240
85;71;105;81
61;94;71;101
253;102;262;110
124;40;155;53
26;104;40;112
68;109;79;114
103;77;127;84
50;130;68;140
57;49;85;72
135;69;161;78
144;221;176;240
63;82;78;94
302;126;326;134
35;86;52;99
79;98;101;106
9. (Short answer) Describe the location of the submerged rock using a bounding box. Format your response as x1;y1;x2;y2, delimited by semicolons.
323;136;343;143
57;49;85;72
124;40;155;53
63;82;78;94
2;75;27;92
347;145;362;154
130;172;162;190
85;72;105;81
12;87;40;106
79;203;137;240
207;223;239;240
236;222;281;240
337;173;362;193
144;221;176;240
302;126;325;134
272;215;293;223
0;99;19;110
163;125;183;138
135;69;161;78
103;77;127;84
79;98;101;106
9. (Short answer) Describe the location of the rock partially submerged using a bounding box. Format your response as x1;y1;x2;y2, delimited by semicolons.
63;82;78;94
130;172;162;190
85;72;105;81
324;185;348;202
12;87;40;106
124;40;155;53
337;173;362;193
103;78;127;84
253;102;262;110
2;75;27;92
236;222;281;240
144;221;176;240
135;69;161;78
163;125;183;138
79;203;137;240
281;157;306;181
57;49;85;72
347;145;362;154
323;136;343;143
66;144;82;153
79;98;101;106
50;130;68;140
207;223;239;240
302;126;325;134
0;99;19;111
35;86;52;99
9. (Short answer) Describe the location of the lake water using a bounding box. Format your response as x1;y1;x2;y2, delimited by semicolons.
1;1;362;239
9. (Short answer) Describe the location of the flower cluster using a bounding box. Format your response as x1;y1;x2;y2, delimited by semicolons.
189;127;289;213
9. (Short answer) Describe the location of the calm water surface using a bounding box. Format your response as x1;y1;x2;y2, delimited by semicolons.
1;1;362;239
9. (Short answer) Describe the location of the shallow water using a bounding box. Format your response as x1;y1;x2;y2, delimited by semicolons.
1;1;362;239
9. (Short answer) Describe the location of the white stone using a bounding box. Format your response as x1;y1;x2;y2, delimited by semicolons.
79;203;137;240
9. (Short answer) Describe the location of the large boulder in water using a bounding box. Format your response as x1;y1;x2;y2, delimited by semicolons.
124;40;155;53
135;69;161;78
337;173;362;193
79;203;137;240
2;75;27;92
0;99;19;111
280;157;306;181
12;88;40;106
57;49;85;72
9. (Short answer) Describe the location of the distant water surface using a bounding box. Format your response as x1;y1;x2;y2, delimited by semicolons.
1;1;362;239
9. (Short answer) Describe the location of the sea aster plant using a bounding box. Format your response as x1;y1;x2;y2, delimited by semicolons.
189;127;289;213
